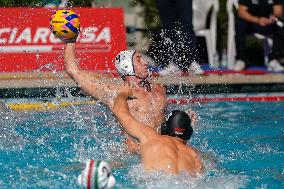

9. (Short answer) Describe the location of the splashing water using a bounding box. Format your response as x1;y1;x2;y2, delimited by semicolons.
1;98;283;188
0;101;27;151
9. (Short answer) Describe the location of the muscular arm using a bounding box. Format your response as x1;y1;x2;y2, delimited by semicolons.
112;89;156;143
64;43;118;106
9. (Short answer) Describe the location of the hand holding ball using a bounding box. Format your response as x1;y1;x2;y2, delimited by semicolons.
49;10;80;43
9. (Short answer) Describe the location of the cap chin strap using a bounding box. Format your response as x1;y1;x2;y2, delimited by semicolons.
125;68;151;92
120;52;151;91
125;74;151;92
138;77;151;92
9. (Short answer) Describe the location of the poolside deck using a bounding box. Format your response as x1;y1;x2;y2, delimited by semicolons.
0;72;284;98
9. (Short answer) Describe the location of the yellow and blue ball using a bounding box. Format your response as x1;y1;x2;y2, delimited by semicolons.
49;10;80;41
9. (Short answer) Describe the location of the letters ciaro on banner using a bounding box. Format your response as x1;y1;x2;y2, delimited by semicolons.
0;8;126;72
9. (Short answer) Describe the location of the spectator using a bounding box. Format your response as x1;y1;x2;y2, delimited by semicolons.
156;0;204;75
43;0;68;8
233;0;284;71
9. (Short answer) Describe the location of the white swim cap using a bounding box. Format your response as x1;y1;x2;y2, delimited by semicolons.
78;159;115;189
114;50;136;77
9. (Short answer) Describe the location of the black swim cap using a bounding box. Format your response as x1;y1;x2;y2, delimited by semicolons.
161;110;193;141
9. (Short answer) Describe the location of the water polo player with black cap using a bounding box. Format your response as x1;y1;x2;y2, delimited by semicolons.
112;86;203;175
64;43;167;150
78;110;197;189
161;110;194;141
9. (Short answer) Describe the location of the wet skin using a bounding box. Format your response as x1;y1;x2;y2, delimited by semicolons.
112;89;203;175
141;135;203;175
64;43;167;134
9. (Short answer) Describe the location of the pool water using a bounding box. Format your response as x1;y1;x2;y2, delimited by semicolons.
0;99;283;188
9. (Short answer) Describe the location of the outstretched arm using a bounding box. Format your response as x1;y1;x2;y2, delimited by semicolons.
112;87;156;143
64;43;118;106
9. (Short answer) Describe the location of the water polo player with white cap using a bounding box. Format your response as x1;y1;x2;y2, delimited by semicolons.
78;159;115;189
114;50;152;92
64;43;167;148
114;50;136;78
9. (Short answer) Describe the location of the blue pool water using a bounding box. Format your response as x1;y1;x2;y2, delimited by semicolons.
0;98;283;188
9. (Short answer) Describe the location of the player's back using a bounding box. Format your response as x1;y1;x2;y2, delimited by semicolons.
139;135;203;175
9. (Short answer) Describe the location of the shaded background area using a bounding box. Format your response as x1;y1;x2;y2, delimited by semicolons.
1;0;284;67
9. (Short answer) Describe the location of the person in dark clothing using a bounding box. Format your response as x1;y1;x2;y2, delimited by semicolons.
156;0;203;75
233;0;284;71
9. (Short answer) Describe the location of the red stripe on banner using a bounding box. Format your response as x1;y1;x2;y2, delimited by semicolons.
167;96;284;104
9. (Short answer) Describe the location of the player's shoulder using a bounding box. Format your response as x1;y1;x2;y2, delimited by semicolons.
177;143;196;153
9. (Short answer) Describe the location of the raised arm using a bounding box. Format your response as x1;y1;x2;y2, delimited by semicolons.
112;87;156;143
64;43;118;106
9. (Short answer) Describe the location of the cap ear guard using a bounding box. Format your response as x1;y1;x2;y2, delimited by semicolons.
114;50;136;78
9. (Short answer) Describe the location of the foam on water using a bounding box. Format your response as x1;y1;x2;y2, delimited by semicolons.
128;164;247;189
0;102;27;151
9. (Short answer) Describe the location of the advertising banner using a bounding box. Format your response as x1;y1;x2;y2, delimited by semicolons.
0;8;126;72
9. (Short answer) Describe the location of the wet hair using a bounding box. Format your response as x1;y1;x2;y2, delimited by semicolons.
161;110;193;141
